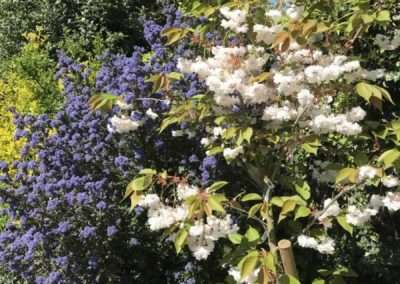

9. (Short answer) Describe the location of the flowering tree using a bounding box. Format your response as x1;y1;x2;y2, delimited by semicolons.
1;0;400;283
102;0;400;283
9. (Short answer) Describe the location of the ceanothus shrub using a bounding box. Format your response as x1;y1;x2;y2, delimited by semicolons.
0;6;241;283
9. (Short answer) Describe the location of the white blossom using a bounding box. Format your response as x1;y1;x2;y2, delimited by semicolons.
297;235;318;249
318;199;341;221
381;176;399;188
177;184;198;201
347;107;366;122
223;146;244;160
316;237;335;254
382;192;400;211
358;166;377;180
109;115;142;133
146;108;159;120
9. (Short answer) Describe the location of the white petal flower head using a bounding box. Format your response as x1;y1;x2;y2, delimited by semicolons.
382;192;400;211
318;199;341;221
146;108;159;120
220;8;248;33
286;5;304;20
116;100;133;110
316;237;335;254
192;240;215;260
346;205;371;226
200;137;212;146
171;130;184;137
358;166;377;180
189;223;204;237
228;267;260;284
381;175;399;188
347;107;366;122
109;115;141;133
369;194;383;209
223;146;244;160
297;89;314;107
265;9;282;23
177;184;198;201
138;194;160;209
297;235;318;249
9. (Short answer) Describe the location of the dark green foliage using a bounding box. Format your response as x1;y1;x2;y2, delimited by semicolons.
0;0;165;60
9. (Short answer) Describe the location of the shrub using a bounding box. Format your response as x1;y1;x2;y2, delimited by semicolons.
0;6;232;282
0;0;164;59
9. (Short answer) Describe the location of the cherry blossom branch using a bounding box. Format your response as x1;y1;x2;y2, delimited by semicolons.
302;184;357;234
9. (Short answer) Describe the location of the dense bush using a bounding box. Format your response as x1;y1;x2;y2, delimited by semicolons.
0;0;165;59
0;6;235;283
0;28;63;115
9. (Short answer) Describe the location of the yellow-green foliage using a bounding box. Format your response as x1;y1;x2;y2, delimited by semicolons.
0;73;39;163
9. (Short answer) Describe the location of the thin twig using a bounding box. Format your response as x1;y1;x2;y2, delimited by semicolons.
297;184;357;241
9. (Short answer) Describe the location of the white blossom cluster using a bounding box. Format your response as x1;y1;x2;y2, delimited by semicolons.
375;30;400;51
346;191;400;226
176;5;384;136
317;198;341;222
107;115;143;134
138;184;238;260
108;100;160;133
220;7;248;33
187;214;239;260
297;235;335;254
228;267;260;284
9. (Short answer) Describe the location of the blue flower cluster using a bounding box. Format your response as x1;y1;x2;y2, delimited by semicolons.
0;5;240;283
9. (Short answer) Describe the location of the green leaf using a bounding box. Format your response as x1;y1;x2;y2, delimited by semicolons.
376;10;391;23
206;146;223;156
279;275;301;284
242;193;263;202
125;175;152;199
240;255;258;280
281;200;297;215
174;229;188;253
355;82;374;101
228;233;243;244
208;195;225;212
311;280;325;284
167;72;184;80
318;269;331;276
212;193;228;202
270;197;284;207
263;253;275;271
208;181;228;192
355;82;393;109
378;148;400;166
361;14;374;24
245;227;260;242
331;276;347;284
160;116;179;132
242;128;253;144
295;206;311;220
279;200;297;223
248;203;262;218
214;116;226;125
295;182;311;200
335;168;357;184
333;267;358;277
336;216;353;235
302;143;318;155
139;169;157;175
354;152;369;167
